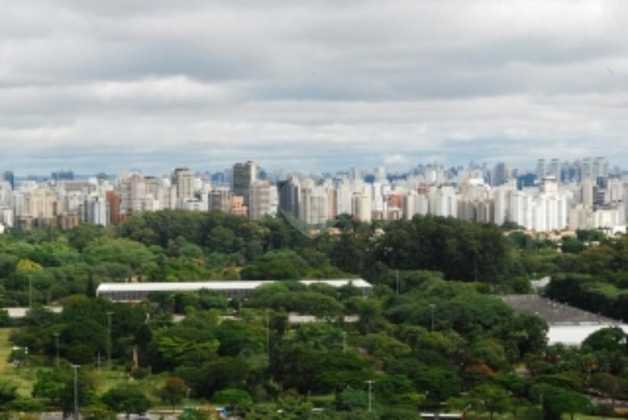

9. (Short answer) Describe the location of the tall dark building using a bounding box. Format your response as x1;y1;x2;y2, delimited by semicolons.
492;162;509;186
232;161;258;205
278;177;300;218
52;170;75;182
2;171;15;190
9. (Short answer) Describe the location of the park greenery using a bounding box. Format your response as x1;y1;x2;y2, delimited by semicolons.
0;210;626;418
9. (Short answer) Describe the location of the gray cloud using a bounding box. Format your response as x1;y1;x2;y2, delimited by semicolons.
1;0;628;174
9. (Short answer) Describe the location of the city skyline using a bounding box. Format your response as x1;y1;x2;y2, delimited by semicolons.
1;156;625;235
0;155;622;179
2;1;628;173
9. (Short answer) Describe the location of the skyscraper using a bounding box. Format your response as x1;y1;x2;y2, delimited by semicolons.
548;159;560;180
208;189;233;213
173;167;194;204
232;161;258;206
106;191;122;225
2;171;14;190
351;192;372;223
581;178;594;208
278;177;300;218
492;162;509;186
536;159;546;180
249;180;275;220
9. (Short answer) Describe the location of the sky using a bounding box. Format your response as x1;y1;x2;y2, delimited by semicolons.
1;0;628;175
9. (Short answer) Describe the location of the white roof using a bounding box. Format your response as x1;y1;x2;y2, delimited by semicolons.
1;306;63;318
548;323;628;346
96;279;371;294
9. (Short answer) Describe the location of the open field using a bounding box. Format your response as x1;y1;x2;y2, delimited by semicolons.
0;328;38;396
0;328;202;409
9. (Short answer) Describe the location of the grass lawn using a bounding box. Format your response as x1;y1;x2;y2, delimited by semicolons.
0;328;195;407
0;328;38;396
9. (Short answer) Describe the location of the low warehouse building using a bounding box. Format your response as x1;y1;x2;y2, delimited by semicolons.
502;294;628;346
96;279;372;302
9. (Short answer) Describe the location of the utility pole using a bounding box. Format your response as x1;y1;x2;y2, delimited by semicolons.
53;332;60;368
106;311;113;369
429;304;436;331
72;364;80;420
365;380;375;413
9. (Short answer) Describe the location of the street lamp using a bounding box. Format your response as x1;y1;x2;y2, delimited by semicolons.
53;332;60;368
106;311;114;369
365;380;375;413
341;331;347;353
28;277;32;309
429;304;436;331
71;364;80;420
264;309;271;365
395;270;400;295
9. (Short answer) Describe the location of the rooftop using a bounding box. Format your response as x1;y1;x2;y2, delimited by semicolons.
502;294;616;325
96;279;372;294
502;294;628;346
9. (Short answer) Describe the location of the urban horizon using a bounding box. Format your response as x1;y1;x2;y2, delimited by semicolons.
1;155;623;180
0;155;624;235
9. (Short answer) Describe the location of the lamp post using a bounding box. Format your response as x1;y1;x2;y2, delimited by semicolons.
365;380;375;413
106;311;113;369
429;304;436;331
28;277;32;309
71;364;80;420
266;310;271;364
395;270;400;295
341;331;347;353
53;332;60;368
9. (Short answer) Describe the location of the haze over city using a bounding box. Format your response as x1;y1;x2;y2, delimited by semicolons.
2;1;628;173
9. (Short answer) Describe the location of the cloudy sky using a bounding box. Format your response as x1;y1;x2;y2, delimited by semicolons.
1;0;627;175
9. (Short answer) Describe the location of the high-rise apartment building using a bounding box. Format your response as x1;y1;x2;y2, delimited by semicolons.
173;168;195;205
106;191;122;225
249;180;275;220
119;172;146;214
208;189;233;213
83;195;108;226
298;179;330;225
581;178;594;208
352;192;372;223
429;185;457;218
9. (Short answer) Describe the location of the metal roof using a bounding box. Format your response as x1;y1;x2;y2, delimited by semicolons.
96;279;372;294
548;323;628;346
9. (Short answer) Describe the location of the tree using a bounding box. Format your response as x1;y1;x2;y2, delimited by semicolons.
102;385;151;419
240;250;309;280
0;380;17;406
213;388;253;413
582;327;627;354
16;259;43;274
178;408;210;420
33;368;95;416
531;384;591;420
335;387;369;411
159;377;188;412
469;384;512;420
0;254;18;277
32;369;66;405
84;238;157;280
